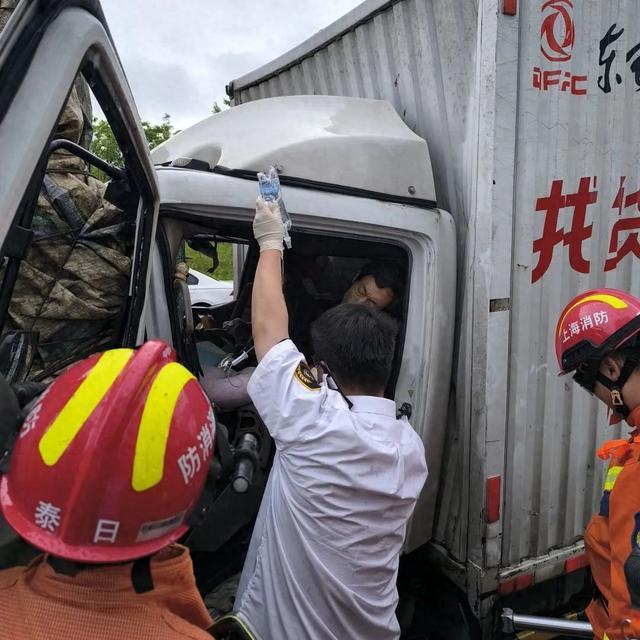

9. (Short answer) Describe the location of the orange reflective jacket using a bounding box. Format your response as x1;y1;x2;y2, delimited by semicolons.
0;544;214;639
586;438;640;640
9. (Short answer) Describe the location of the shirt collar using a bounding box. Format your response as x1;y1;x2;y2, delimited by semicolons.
346;395;397;418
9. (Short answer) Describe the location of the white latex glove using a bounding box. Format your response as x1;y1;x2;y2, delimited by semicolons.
253;197;284;253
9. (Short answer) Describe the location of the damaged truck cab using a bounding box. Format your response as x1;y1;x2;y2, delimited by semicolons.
147;95;456;557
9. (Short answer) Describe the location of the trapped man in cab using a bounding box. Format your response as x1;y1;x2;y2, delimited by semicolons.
232;197;427;639
286;257;404;358
556;289;640;640
0;341;216;640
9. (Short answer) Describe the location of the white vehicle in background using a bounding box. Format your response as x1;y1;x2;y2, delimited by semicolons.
187;269;233;309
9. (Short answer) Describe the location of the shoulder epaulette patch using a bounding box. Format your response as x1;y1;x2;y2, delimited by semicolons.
294;362;321;391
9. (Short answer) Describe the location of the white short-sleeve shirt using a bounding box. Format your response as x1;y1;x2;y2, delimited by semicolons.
234;340;428;640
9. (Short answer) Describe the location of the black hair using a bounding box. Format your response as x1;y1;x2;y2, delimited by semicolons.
357;261;404;297
311;303;398;395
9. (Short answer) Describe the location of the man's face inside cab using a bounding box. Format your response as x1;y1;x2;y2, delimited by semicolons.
343;275;394;310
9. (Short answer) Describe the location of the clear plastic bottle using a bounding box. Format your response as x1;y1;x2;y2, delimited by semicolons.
258;166;292;249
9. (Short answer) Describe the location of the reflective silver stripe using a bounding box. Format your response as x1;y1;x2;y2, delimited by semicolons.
211;613;257;640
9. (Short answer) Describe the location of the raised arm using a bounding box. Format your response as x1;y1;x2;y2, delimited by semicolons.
252;197;289;361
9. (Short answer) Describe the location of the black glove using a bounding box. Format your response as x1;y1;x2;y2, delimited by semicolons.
0;381;46;473
0;378;22;473
11;382;46;409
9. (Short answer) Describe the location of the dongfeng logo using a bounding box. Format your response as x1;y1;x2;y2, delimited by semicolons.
540;0;575;62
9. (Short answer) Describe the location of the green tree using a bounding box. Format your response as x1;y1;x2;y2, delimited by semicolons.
143;113;174;148
212;99;231;114
90;113;174;180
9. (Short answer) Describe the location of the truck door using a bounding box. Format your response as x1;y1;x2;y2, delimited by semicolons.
0;1;159;382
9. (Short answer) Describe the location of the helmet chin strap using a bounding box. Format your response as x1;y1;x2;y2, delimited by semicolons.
597;356;640;420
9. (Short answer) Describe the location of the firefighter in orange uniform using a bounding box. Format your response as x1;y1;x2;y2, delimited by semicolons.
0;341;216;639
556;289;640;640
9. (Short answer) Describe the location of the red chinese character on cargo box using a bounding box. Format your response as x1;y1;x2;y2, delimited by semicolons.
532;177;598;283
612;176;640;215
604;177;640;271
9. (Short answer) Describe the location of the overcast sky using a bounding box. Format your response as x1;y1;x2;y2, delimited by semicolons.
99;0;363;130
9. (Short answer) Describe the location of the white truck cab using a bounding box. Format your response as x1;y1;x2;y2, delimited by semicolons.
148;96;455;552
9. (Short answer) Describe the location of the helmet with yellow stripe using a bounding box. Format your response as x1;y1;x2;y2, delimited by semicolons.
0;340;215;563
556;289;640;419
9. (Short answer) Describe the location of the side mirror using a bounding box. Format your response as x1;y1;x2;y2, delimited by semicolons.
0;331;38;383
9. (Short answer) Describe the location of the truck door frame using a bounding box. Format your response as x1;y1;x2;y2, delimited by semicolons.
0;1;159;368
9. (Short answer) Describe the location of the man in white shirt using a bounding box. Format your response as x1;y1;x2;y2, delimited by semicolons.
234;198;428;640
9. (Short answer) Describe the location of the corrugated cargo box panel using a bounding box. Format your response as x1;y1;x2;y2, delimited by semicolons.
505;0;640;565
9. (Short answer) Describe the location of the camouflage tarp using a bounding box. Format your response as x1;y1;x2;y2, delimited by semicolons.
0;0;18;32
3;73;134;378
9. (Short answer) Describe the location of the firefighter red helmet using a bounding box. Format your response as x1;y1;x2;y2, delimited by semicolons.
0;341;215;563
555;289;640;374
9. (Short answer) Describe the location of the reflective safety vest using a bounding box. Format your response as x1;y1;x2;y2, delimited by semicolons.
586;438;640;640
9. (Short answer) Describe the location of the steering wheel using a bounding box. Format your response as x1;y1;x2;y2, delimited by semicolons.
173;278;194;336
